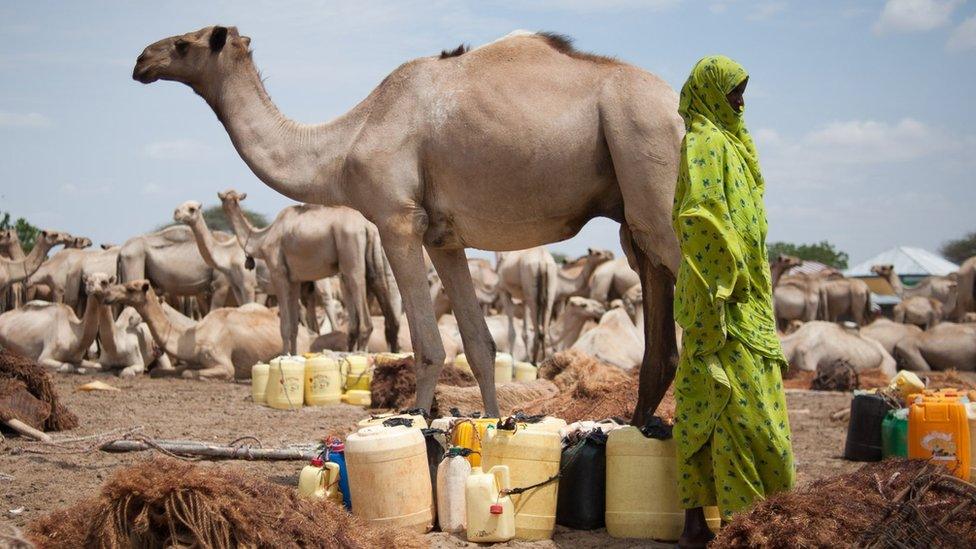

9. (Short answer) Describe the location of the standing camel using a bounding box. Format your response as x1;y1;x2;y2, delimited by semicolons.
587;257;641;304
134;26;683;422
954;256;976;321
818;274;871;325
769;255;801;288
496;247;560;363
872;264;955;328
554;248;615;307
0;231;72;291
219;190;401;354
0;229;27;310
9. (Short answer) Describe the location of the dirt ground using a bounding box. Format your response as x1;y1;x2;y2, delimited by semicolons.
1;374;875;547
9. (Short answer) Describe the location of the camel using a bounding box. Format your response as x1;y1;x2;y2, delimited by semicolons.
587;257;641;304
219;190;402;355
0;273;113;372
103;279;308;380
65;236;93;249
818;275;871;325
134;26;683;422
769;255;801;288
773;274;821;331
872;264;956;327
551;296;606;351
118;225;232;313
96;306;173;376
779;321;896;378
953;256;976;321
0;230;72;291
430;258;500;318
893;322;976;372
0;229;27;310
554;248;615;308
26;244;120;309
496;247;560;363
571;301;645;371
859;317;923;356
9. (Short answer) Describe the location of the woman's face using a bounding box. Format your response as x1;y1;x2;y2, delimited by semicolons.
726;77;748;113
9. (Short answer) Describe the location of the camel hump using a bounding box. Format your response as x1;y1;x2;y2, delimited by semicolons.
237;303;267;313
22;300;57;310
152;225;195;244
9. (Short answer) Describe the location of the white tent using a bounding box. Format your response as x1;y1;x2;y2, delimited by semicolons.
845;246;959;278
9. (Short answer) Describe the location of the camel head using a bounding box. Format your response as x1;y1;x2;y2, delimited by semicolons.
870;264;894;278
565;296;606;320
104;279;153;306
585;247;614;265
100;243;118;250
217;189;247;207
0;229;20;248
133;26;251;90
83;273;115;299
37;230;73;249
774;254;802;269
173;200;203;224
69;236;93;249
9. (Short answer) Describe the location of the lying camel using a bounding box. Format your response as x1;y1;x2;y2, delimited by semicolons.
220;190;401;355
571;302;644;371
859;317;923;355
554;249;614;308
551;296;605;352
96;306;172;377
0;273;112;372
954;256;976;321
779;321;896;377
587;257;640;304
103;279;308;380
497;247;560;363
893;322;976;372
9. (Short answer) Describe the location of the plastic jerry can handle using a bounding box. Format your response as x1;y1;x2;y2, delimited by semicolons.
488;464;511;491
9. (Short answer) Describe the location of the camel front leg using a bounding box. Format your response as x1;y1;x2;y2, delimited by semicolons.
428;248;500;416
378;225;446;413
274;278;302;355
119;363;145;377
182;360;235;380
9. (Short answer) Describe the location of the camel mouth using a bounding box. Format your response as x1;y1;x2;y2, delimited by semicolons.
132;64;159;84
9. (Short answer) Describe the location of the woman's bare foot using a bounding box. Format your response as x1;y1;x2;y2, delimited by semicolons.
678;507;716;548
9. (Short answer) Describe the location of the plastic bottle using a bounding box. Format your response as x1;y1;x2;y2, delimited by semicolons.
466;465;515;543
513;361;538;382
481;422;561;540
888;370;925;401
345;425;434;532
967;403;976;482
297;456;342;505
326;438;352;510
436;447;472;533
881;408;909;458
523;416;567;435
494;353;514;384
342;389;371;407
266;356;305;410
250;362;270;404
304;354;342;406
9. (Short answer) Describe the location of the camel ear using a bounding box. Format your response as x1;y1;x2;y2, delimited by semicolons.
109;275;117;285
210;26;228;52
41;230;49;238
139;281;151;293
239;192;247;201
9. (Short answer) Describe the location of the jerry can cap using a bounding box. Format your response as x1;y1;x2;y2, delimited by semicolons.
489;503;504;515
328;440;345;452
310;456;324;467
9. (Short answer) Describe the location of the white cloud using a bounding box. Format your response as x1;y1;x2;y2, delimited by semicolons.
747;1;787;21
0;111;52;128
947;14;976;50
873;0;963;34
803;118;951;163
143;139;211;160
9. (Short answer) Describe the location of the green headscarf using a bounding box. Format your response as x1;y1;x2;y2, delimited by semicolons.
672;55;784;362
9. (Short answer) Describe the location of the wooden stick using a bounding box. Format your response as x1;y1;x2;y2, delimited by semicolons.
4;419;51;442
100;439;318;461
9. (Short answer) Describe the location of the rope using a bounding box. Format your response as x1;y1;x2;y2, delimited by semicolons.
498;433;589;498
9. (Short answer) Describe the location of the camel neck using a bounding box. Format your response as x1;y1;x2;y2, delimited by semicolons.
134;290;190;360
204;57;362;207
97;305;121;356
187;216;225;271
3;239;55;285
561;259;603;296
222;201;267;257
69;294;103;359
770;264;788;288
552;312;591;351
887;272;905;296
0;238;25;260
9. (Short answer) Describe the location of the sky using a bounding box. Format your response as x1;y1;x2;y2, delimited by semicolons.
1;0;974;265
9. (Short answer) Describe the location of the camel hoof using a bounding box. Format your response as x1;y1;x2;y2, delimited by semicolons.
57;364;75;374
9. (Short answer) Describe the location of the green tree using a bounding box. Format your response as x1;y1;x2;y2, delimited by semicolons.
767;240;849;270
939;231;976;264
0;212;41;253
159;205;269;232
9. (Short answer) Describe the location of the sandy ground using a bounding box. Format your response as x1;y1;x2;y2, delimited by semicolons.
1;374;869;547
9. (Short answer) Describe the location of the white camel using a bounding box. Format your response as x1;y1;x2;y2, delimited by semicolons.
779;321;896;377
497;247;560;363
95;306;172;376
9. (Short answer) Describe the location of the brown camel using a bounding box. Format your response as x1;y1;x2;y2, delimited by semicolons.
496;247;560;363
219;190;401;355
134;26;683;421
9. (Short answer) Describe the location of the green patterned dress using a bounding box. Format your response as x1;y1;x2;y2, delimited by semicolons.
672;55;795;519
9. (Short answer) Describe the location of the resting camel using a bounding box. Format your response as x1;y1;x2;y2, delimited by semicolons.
554;248;614;309
779;321;896;378
118;225;232;313
587;257;640;304
859;317;923;356
103;280;308;380
893;322;976;372
572;300;645;371
134;26;683;422
551;296;606;351
497;247;560;363
872;264;955;328
96;306;172;376
0;273;112;372
0;230;72;291
219;190;402;354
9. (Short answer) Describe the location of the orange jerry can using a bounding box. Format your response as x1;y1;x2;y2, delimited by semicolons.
908;399;971;481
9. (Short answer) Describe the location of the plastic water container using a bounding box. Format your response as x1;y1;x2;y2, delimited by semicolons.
556;430;608;530
250;362;270;404
437;447;471;533
495;353;514;384
357;411;428;430
466;465;515;543
342;389;371;407
514;361;538;382
968;403;976;482
326;439;351;510
297;456;342;505
344;354;372;392
482;425;561;540
305;354;342;406
605;426;720;540
452;418;498;467
844;393;892;462
881;408;909;458
523;416;567;435
454;353;473;375
888;371;925;401
266;356;305;410
345;425;434;532
909;399;971;480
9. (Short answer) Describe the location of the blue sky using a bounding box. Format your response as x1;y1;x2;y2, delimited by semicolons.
1;0;974;264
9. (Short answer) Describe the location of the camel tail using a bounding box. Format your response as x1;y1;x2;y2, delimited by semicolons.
534;264;552;360
816;284;829;321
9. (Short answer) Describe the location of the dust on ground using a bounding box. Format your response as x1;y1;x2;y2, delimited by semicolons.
0;373;907;547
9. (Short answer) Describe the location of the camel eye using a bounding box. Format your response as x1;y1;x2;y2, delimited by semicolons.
175;40;190;55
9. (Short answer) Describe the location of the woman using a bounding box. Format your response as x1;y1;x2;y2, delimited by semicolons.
672;55;795;547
